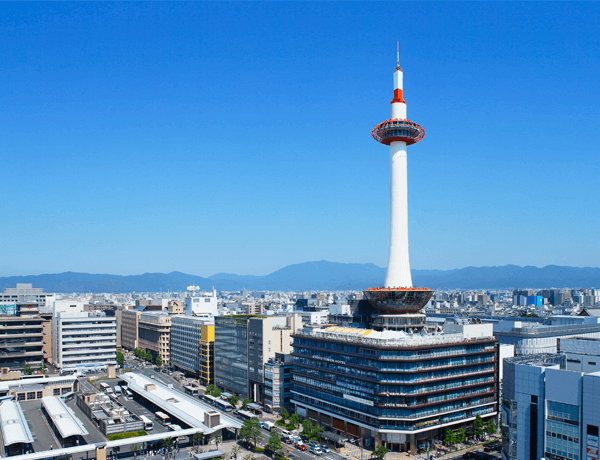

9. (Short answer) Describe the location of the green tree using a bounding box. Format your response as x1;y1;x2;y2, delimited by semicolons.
372;445;388;460
211;434;222;450
230;445;241;460
163;436;174;457
117;350;124;366
239;418;261;449
444;429;456;447
289;413;299;429
145;350;153;362
230;394;239;406
266;431;283;457
39;361;47;374
242;398;252;409
134;348;140;358
280;407;290;421
485;419;497;436
192;432;204;447
206;384;216;395
23;363;32;375
131;443;141;456
473;415;484;439
156;355;163;367
301;419;322;441
456;428;466;444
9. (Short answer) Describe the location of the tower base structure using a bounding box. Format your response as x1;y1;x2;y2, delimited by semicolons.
369;313;427;333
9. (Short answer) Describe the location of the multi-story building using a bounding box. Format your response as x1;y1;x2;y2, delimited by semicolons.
0;283;55;309
292;324;499;452
493;321;600;355
120;310;140;351
185;289;218;317
0;303;44;372
215;314;302;400
52;312;117;372
170;316;214;385
264;352;293;415
502;353;600;460
138;312;171;365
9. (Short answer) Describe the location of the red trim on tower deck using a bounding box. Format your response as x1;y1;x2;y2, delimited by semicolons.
391;89;405;103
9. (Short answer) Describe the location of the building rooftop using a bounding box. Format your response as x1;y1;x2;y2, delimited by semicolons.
120;373;241;432
41;396;89;438
0;375;77;393
505;353;565;368
0;400;34;446
296;325;492;347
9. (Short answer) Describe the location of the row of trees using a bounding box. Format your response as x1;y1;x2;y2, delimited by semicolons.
133;348;163;367
443;415;497;447
276;407;299;431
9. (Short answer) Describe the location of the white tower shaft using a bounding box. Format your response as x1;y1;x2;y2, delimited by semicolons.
384;67;412;288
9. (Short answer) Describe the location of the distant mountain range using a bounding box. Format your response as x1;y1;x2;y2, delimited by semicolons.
1;261;599;293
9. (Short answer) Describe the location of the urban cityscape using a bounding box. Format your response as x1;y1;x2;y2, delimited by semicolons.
1;4;599;460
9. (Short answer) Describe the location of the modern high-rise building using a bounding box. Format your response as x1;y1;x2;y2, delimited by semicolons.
120;310;140;351
215;315;302;400
170;315;214;385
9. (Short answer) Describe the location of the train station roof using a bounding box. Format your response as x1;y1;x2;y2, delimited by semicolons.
41;396;89;438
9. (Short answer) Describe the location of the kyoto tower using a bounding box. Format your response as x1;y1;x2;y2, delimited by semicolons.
363;44;434;320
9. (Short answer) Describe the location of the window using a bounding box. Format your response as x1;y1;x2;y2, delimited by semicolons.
17;393;25;401
589;362;596;366
37;391;43;399
27;392;36;400
532;395;538;403
53;388;61;396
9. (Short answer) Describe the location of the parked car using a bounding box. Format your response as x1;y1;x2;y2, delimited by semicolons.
320;445;331;453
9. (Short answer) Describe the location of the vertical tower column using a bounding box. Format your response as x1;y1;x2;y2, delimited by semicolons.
385;140;412;288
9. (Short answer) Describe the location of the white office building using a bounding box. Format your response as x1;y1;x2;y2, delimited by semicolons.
52;312;117;372
185;289;218;316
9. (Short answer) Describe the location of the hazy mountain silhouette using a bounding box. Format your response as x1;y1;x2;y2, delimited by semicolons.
1;262;599;293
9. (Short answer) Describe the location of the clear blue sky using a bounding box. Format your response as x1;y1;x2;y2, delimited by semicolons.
2;2;599;277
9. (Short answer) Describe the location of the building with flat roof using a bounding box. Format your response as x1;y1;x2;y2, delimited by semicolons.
215;315;302;400
264;352;293;414
52;312;116;371
120;310;140;351
119;372;241;434
170;316;214;384
502;353;600;460
493;321;600;355
0;302;44;372
0;284;54;309
138;312;171;365
292;324;499;453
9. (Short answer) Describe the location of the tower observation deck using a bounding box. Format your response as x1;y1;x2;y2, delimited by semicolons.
363;44;434;314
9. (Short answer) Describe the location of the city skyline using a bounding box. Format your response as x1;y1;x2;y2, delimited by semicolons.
2;2;599;277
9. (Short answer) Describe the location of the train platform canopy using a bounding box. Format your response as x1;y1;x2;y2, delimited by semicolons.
120;373;242;433
0;400;34;446
41;396;89;438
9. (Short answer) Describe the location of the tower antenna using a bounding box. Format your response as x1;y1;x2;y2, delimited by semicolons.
397;41;400;66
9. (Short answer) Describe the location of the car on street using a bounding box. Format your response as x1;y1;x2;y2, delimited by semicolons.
319;445;330;453
309;441;319;448
309;446;322;455
295;442;307;451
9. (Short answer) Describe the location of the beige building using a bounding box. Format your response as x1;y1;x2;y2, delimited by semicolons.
42;315;53;364
167;301;184;315
121;310;140;351
138;312;171;365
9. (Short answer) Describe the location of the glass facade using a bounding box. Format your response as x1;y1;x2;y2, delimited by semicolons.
215;317;249;399
546;401;581;460
292;331;498;436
